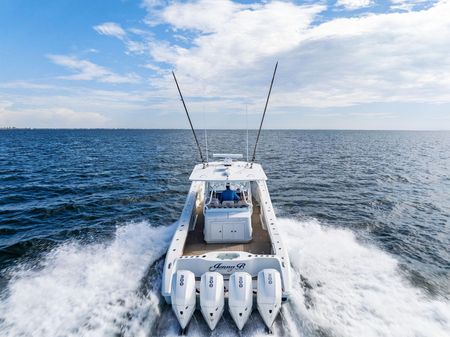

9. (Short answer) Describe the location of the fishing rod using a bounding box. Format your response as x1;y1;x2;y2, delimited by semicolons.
246;104;249;162
172;71;206;166
203;105;209;163
250;61;278;166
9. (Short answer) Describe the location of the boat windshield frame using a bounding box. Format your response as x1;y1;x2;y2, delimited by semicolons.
204;181;252;209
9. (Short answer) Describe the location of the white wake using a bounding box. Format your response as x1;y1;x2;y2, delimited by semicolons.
0;219;449;337
0;222;175;337
280;218;450;337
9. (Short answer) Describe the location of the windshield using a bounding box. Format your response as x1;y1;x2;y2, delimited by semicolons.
205;181;252;208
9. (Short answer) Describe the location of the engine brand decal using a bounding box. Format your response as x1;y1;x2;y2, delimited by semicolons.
208;263;246;273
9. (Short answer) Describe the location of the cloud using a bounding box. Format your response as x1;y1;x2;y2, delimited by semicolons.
0;81;54;90
48;55;140;83
93;22;150;55
7;0;449;129
160;0;247;32
148;0;324;96
93;22;126;39
0;101;109;128
124;40;148;55
141;0;167;9
336;0;373;10
141;0;170;25
142;63;164;74
136;0;450;113
0;78;178;128
389;0;435;11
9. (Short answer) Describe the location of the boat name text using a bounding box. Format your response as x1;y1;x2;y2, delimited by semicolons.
208;263;246;273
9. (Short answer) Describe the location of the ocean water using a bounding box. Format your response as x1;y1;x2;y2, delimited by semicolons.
0;129;449;337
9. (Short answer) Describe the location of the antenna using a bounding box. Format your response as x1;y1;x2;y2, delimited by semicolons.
172;71;206;165
203;106;209;163
246;104;249;162
205;127;209;162
250;61;278;165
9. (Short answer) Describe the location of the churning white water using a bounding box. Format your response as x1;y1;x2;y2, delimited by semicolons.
0;219;449;337
0;222;175;337
279;218;450;337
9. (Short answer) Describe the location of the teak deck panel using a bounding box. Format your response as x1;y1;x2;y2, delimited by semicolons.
183;202;272;256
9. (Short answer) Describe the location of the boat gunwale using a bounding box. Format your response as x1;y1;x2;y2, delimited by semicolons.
161;177;291;302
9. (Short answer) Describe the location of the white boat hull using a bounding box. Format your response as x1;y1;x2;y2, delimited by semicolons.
161;161;292;331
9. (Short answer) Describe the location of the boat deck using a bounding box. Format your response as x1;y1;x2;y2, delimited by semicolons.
183;202;272;256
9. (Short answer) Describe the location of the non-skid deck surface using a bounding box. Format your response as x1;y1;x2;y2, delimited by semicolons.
183;203;272;256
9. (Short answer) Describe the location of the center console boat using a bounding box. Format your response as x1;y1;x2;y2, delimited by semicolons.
161;154;291;332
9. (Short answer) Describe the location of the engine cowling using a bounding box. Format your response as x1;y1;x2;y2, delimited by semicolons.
200;272;225;330
171;270;196;329
257;269;282;329
228;272;253;330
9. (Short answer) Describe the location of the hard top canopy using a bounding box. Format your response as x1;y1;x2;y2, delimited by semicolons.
189;161;267;182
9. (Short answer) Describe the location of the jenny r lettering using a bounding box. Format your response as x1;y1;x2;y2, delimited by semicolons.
208;263;246;273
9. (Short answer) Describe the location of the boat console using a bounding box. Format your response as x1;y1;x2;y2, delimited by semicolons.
203;181;253;243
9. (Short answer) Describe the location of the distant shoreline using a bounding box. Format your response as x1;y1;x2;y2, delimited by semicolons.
1;128;449;132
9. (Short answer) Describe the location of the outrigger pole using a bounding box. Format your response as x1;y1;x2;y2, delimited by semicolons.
172;71;206;166
250;61;278;166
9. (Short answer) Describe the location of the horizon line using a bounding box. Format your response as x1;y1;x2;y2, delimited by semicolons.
1;127;450;132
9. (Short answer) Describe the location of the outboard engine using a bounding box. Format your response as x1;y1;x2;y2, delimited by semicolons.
228;272;253;330
200;272;224;330
257;269;282;329
171;270;196;330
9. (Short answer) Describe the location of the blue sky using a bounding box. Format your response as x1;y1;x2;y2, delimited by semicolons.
1;0;449;129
